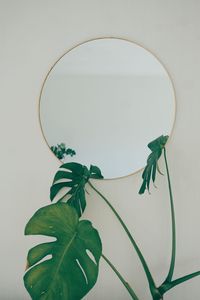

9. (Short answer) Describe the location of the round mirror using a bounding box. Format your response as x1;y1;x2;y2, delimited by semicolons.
39;38;175;179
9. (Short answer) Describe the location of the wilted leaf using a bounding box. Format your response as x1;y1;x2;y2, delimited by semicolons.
139;135;168;194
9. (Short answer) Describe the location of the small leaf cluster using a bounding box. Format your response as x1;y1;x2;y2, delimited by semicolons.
51;143;76;160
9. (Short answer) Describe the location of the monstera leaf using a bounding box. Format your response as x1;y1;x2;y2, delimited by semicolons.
139;135;168;194
50;162;103;217
24;203;102;300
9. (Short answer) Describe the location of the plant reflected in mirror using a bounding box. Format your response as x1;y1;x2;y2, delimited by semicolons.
50;143;76;160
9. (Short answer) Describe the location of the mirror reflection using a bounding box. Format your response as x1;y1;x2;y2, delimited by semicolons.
39;38;175;179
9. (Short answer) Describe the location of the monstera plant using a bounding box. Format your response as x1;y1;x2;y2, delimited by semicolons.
24;135;200;299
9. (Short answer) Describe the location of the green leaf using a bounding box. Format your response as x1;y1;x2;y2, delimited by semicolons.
89;165;103;179
65;148;76;157
24;203;102;300
50;163;103;217
139;135;168;194
50;163;89;217
51;143;76;160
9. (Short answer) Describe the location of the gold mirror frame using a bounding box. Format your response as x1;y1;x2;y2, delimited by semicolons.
38;37;176;180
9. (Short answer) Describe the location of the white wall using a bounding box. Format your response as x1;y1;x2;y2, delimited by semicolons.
1;1;200;299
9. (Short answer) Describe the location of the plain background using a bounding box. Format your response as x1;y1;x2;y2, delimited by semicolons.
1;1;200;299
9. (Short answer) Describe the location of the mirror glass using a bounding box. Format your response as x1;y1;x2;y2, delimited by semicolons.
39;38;175;179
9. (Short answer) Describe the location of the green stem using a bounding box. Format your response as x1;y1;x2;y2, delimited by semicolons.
159;270;200;294
102;253;139;300
163;148;176;282
88;180;159;299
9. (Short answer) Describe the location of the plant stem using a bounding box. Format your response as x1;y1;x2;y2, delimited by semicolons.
88;180;159;299
163;148;176;282
102;253;139;300
159;270;200;294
